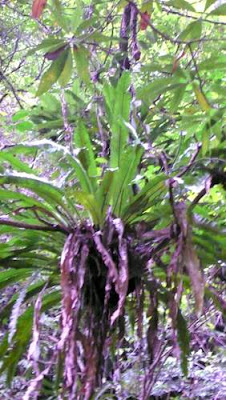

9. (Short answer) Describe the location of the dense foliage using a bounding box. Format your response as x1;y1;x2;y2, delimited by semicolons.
0;0;225;399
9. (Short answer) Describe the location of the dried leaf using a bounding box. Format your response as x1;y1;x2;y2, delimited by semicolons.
28;284;47;365
175;202;204;315
32;0;47;19
111;218;129;325
172;59;179;73
59;233;88;395
44;45;68;60
8;273;38;344
140;11;150;30
183;232;204;315
23;355;56;400
93;231;118;284
193;83;211;112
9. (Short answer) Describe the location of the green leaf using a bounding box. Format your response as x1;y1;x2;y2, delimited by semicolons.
138;77;184;101
12;110;29;122
70;0;83;33
0;173;69;214
198;55;226;71
0;187;64;226
169;0;195;12
40;93;61;112
209;4;226;15
15;121;34;132
0;152;35;174
84;32;119;43
202;127;210;155
58;48;73;87
176;309;190;376
122;175;167;223
52;0;70;32
73;121;97;181
111;146;144;216
36;119;64;131
103;72;131;168
0;279;56;327
193;83;211;111
75;17;98;35
96;169;116;221
170;84;186;112
0;291;61;384
2;140;94;197
73;46;90;85
27;38;66;56
36;50;68;96
178;21;202;41
74;191;101;225
0;269;33;290
205;0;217;11
66;153;95;194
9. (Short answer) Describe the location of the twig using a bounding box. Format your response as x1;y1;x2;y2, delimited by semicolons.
0;71;23;108
162;5;226;26
60;90;74;152
3;35;20;73
177;143;202;178
188;44;204;91
188;187;207;212
127;1;226;45
0;218;69;233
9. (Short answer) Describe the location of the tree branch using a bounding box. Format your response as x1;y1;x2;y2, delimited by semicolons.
162;5;226;26
0;218;69;234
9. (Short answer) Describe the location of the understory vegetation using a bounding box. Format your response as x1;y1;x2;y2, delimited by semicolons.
0;0;225;399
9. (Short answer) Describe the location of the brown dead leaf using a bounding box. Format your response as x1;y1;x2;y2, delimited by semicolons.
44;45;67;60
32;0;47;19
140;12;150;31
183;233;204;316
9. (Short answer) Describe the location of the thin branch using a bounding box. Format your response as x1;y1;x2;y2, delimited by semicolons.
60;90;74;152
189;187;207;212
0;218;69;233
127;1;226;45
188;44;204;91
177;143;202;178
162;5;226;26
0;71;23;108
3;34;20;74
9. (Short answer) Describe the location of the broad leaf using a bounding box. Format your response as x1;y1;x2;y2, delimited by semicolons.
104;72;131;168
169;0;195;12
74;191;102;225
73;46;90;85
178;21;202;41
122;175;167;223
209;4;226;15
193;83;211;111
205;0;217;11
96;169;116;221
58;48;73;87
0;269;33;290
36;50;68;96
73;121;97;181
111;146;144;216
